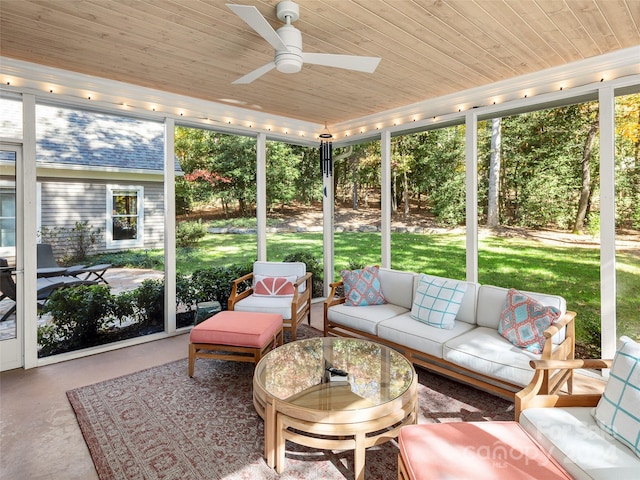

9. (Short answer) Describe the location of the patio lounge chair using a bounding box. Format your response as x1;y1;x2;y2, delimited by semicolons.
37;243;112;284
0;258;65;322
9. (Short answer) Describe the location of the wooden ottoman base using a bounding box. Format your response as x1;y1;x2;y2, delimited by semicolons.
188;311;283;377
398;422;572;480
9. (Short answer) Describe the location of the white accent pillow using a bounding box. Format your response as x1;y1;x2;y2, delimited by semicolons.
410;274;467;330
592;336;640;459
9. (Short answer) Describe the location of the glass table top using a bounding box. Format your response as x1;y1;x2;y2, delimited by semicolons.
255;337;414;411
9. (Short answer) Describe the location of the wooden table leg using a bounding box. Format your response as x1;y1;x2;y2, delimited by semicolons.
264;397;276;468
354;431;366;480
276;412;286;473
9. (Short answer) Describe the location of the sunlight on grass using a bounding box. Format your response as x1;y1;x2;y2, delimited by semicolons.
93;230;639;348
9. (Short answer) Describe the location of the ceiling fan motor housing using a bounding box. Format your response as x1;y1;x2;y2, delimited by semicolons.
275;24;302;73
276;1;300;22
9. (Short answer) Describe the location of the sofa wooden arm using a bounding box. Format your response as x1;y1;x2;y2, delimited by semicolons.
323;281;346;335
544;310;575;339
228;272;254;310
515;357;612;421
538;310;576;395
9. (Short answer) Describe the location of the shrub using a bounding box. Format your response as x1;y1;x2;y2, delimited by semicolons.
176;219;208;247
38;284;116;355
130;279;165;327
38;221;102;263
282;251;324;298
191;263;253;308
91;250;162;269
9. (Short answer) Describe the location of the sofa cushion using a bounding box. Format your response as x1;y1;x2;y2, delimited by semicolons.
378;268;417;309
378;312;475;358
477;285;567;343
341;266;387;306
593;336;640;459
498;288;562;354
520;407;640;480
399;422;573;480
326;303;409;335
253;275;296;297
443;327;540;387
411;274;467;329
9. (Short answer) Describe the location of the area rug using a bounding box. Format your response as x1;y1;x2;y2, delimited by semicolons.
68;325;514;480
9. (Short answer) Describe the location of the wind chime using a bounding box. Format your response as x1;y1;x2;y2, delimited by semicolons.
319;123;333;177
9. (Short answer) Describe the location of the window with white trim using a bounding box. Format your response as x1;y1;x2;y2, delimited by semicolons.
0;182;16;253
106;186;144;248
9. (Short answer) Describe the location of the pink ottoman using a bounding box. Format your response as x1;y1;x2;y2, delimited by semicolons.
398;422;572;480
188;310;283;377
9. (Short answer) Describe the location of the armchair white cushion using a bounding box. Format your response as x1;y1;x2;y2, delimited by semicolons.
228;261;312;342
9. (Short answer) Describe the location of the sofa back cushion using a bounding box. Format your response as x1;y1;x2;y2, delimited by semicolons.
378;268;417;309
456;281;479;325
477;285;566;330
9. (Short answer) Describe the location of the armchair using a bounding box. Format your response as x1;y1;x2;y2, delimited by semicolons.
516;357;640;479
228;261;312;342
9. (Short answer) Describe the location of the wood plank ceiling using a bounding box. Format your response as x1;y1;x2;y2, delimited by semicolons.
1;0;639;125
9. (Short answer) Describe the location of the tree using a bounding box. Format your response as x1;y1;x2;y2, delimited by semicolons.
574;116;599;232
487;118;501;228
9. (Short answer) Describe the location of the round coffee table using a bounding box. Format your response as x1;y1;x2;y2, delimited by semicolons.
253;337;417;480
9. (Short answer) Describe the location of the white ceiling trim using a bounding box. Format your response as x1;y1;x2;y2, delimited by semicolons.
2;45;640;146
332;45;640;141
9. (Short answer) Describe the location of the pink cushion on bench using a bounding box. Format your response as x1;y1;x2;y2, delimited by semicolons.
399;422;572;480
189;311;282;348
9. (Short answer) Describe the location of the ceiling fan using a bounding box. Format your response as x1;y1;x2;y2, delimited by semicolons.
227;1;381;84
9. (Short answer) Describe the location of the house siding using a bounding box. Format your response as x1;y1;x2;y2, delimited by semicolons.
39;178;165;258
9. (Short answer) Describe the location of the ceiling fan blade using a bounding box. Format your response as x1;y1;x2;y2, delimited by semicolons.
232;61;276;84
302;53;381;73
226;4;288;51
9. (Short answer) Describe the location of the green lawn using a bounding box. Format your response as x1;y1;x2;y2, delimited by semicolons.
97;231;640;350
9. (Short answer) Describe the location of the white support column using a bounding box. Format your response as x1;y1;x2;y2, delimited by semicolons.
465;113;479;283
599;86;617;361
322;146;334;296
381;130;392;268
22;94;38;369
164;118;176;333
256;133;267;261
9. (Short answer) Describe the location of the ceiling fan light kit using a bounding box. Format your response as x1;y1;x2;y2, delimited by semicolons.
228;1;381;84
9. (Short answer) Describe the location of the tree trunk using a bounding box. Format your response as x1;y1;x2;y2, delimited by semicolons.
574;119;599;232
487;118;501;227
351;157;358;210
403;170;410;216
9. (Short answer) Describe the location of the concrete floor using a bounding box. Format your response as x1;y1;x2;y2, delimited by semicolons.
0;302;325;480
0;301;604;479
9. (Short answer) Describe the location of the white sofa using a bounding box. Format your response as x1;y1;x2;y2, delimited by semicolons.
516;357;640;479
324;267;576;399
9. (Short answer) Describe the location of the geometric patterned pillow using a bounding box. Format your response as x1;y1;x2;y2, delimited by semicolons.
410;274;467;330
253;275;296;297
592;336;640;459
340;266;386;306
498;288;561;354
